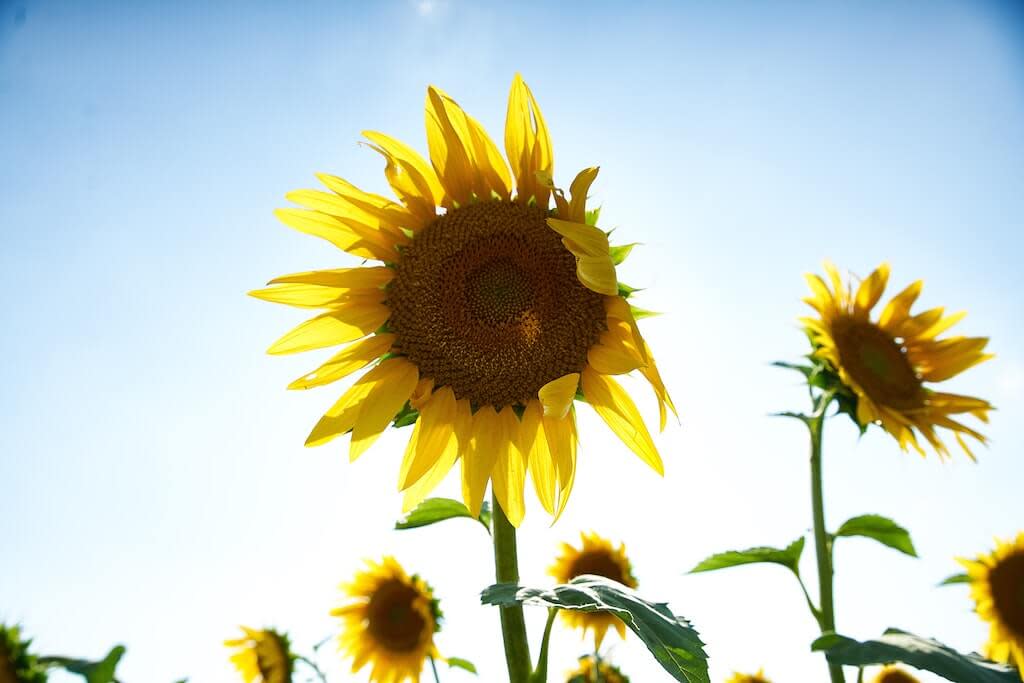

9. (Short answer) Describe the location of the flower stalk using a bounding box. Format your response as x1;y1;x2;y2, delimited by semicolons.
492;491;532;683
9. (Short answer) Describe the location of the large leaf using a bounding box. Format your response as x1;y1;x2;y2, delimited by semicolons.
834;515;917;557
689;537;805;576
40;646;126;683
482;576;709;683
395;498;490;534
812;629;1019;682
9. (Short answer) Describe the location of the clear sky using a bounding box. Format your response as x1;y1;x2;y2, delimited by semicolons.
2;1;1022;682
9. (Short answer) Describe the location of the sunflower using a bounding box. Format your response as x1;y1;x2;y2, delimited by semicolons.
724;671;771;683
0;624;47;683
871;666;921;683
224;627;294;683
549;532;638;648
252;74;675;525
958;532;1024;673
801;261;992;459
332;556;442;683
566;654;630;683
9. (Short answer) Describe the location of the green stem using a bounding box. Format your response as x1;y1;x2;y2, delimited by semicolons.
593;647;603;683
529;608;558;683
295;655;328;683
492;491;532;683
808;406;845;683
429;654;441;683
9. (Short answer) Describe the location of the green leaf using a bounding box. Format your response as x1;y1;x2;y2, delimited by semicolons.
585;207;601;226
395;498;490;534
689;537;805;576
482;576;709;683
391;402;419;428
41;646;126;683
609;243;639;265
939;572;970;586
812;629;1019;682
834;515;917;557
477;501;492;531
445;657;477;674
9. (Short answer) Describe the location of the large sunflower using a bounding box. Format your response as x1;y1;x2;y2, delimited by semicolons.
252;75;675;525
224;627;294;683
871;666;921;683
801;261;992;459
549;531;638;648
958;532;1024;673
566;654;630;683
332;556;441;683
0;624;47;683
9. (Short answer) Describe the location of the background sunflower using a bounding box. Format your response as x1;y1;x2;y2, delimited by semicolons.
958;533;1024;673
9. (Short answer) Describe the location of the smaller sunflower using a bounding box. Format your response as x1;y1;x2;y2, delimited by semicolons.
871;665;921;683
332;557;441;683
724;670;772;683
802;261;993;459
0;624;47;683
566;654;629;683
224;627;294;683
549;532;637;648
958;532;1024;673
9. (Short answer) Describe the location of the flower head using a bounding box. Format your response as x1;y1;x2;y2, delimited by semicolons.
224;627;294;683
253;75;675;525
332;557;441;683
0;624;47;683
958;532;1024;672
801;261;992;459
724;670;772;683
566;654;629;683
871;665;921;683
549;531;637;648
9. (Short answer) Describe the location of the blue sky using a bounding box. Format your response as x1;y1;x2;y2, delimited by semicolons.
1;1;1022;681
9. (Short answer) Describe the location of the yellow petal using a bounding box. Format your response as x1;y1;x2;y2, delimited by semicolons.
463;110;512;200
854;262;890;318
461;406;501;517
587;322;645;375
581;366;663;475
521;401;555;515
399;386;457;489
274;208;399;262
363;130;445;208
544;408;578;520
490;406;526;527
248;283;384;309
638;340;678;431
287;334;395;390
546;218;610;257
504;74;552;206
539;372;580;419
568;167;599;224
268;267;394;289
349;358;419;462
305;380;374;447
402;399;470;511
878;280;924;331
311;174;413;232
576;254;618;295
426;86;477;205
267;302;390;355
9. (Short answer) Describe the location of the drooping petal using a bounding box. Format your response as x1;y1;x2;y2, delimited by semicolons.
546;218;610;257
505;74;552;206
363;130;445;209
461;406;502;517
350;358;420;461
399;386;458;489
520;400;556;515
638;340;678;430
401;399;470;510
581;366;663;475
587;321;646;375
567;167;599;224
267;302;390;355
544;408;578;520
576;254;618;295
538;372;580;419
490;406;526;526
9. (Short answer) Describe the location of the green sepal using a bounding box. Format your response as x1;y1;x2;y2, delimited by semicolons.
395;498;491;534
609;243;639;265
482;576;709;683
938;572;970;586
689;537;805;576
445;657;477;674
585;207;601;226
0;624;48;683
834;514;917;557
618;282;642;299
773;357;866;434
391;401;419;428
811;629;1020;682
630;305;660;320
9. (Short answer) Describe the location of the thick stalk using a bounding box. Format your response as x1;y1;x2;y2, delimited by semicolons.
808;411;845;683
492;491;532;683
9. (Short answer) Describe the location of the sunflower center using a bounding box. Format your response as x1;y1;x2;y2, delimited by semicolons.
388;200;606;408
569;550;629;585
366;579;428;653
832;318;922;409
990;551;1024;636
